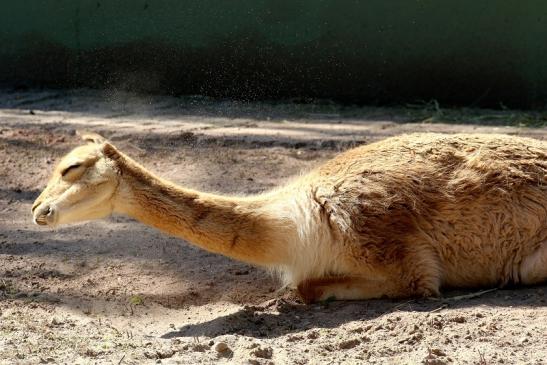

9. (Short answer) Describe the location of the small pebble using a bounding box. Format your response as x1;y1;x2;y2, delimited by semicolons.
251;346;273;359
339;339;360;350
430;348;447;357
215;342;230;353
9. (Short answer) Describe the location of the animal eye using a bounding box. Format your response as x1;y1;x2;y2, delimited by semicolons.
61;164;82;176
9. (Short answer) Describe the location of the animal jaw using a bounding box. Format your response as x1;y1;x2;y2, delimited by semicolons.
32;132;547;302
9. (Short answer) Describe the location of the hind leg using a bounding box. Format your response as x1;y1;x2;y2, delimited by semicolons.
520;243;547;285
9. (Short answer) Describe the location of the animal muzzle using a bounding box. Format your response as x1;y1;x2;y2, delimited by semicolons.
32;203;56;226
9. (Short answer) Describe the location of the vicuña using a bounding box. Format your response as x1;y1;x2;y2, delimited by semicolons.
32;133;547;302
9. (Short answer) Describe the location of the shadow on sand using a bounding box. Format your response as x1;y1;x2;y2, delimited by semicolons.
160;284;546;339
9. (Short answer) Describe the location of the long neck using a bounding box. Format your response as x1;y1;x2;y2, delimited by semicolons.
107;146;290;266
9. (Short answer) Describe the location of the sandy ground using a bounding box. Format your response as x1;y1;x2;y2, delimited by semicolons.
0;89;546;365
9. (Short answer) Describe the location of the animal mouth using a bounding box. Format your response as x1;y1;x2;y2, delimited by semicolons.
34;206;55;226
35;214;49;226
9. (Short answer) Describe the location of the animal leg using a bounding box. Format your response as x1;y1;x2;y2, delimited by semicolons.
297;276;404;303
519;243;547;285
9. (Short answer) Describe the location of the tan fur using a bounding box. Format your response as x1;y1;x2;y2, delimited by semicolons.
32;133;547;302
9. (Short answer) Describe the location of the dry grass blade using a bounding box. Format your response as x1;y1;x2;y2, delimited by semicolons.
431;288;498;302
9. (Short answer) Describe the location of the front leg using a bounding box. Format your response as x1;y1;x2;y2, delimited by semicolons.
296;276;395;303
296;275;440;303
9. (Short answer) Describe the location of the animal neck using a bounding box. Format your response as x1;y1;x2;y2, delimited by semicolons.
106;145;289;266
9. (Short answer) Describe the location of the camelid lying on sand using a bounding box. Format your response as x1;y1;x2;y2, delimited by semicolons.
32;133;547;302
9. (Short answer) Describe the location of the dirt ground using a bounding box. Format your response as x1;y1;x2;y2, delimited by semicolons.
0;89;546;365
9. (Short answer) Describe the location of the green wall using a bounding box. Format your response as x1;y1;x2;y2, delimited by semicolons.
1;1;547;107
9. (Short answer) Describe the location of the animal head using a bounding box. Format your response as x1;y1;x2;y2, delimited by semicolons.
32;133;121;227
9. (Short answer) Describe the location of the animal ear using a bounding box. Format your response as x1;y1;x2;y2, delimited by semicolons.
77;130;106;144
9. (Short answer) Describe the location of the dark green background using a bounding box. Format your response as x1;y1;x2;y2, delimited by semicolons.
2;1;546;107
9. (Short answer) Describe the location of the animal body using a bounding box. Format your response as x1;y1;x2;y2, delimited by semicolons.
32;133;547;302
